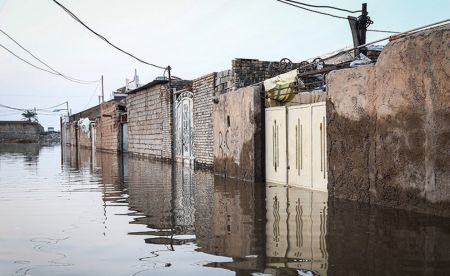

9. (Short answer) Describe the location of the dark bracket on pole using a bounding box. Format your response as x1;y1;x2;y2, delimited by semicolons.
348;3;372;56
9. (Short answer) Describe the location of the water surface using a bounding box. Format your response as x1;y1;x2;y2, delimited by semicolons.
0;144;449;275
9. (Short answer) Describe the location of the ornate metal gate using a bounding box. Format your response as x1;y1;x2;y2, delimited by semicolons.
175;91;194;164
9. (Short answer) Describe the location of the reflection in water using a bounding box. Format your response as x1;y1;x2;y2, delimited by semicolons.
266;186;327;275
0;145;449;275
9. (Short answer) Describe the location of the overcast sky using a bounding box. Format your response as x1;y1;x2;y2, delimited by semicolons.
0;0;449;129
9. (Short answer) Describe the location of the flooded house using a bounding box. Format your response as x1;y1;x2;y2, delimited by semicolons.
61;24;449;217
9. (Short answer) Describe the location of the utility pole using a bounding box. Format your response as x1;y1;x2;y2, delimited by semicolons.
348;3;372;56
101;75;105;103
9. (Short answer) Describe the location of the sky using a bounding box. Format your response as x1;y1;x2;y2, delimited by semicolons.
0;0;449;129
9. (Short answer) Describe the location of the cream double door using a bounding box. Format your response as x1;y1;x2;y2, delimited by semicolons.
265;103;327;192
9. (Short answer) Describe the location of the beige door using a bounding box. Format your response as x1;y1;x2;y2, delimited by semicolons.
311;103;327;192
265;107;287;185
287;105;312;188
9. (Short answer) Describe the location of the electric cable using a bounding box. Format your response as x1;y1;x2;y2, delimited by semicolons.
283;0;361;14
0;28;99;84
52;0;168;70
36;101;68;111
367;29;400;34
0;43;60;75
276;0;354;20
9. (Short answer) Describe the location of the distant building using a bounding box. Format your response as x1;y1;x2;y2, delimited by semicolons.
48;127;55;132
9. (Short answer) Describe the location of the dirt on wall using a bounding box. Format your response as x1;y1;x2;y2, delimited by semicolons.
327;24;450;217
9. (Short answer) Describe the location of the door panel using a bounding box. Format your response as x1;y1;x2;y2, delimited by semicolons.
265;107;287;184
175;91;193;164
311;103;327;192
287;106;312;188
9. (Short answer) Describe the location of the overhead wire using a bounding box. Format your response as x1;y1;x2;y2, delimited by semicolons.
367;29;400;34
52;0;168;71
0;43;60;75
276;0;355;20
36;101;68;111
283;0;361;14
0;103;28;111
0;28;100;84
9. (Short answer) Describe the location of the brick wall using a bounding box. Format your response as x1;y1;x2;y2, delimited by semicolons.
192;73;215;167
232;58;299;90
96;101;120;153
127;84;164;158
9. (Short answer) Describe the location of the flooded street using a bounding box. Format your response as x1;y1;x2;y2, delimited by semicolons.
0;144;449;276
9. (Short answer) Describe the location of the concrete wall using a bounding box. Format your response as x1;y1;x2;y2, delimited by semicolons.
326;24;450;215
96;101;120;153
0;121;44;143
213;86;264;182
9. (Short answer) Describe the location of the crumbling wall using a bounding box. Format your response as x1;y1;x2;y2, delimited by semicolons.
327;24;450;215
213;86;264;182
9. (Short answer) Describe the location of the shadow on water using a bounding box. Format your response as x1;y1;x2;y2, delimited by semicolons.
61;146;450;276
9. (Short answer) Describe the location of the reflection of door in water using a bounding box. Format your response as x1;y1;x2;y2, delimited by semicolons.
175;91;193;164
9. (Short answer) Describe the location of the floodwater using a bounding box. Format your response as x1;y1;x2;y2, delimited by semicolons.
0;144;449;276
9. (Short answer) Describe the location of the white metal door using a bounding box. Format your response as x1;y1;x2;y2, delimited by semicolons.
175;91;193;164
287;105;312;188
265;107;287;184
311;103;327;191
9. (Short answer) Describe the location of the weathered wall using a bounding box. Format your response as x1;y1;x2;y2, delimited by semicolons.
77;125;91;149
192;73;215;167
213;86;264;182
327;25;450;215
127;81;190;160
96;101;120;153
0;121;44;143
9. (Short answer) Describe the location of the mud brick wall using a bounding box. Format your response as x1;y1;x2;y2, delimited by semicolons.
192;73;216;167
326;25;450;216
213;86;264;182
96;101;120;153
0;121;44;143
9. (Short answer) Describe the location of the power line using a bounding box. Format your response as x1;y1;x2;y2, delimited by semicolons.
0;43;60;75
36;101;68;111
283;0;361;14
52;0;167;70
368;29;400;34
0;28;100;84
0;103;27;111
276;0;354;20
